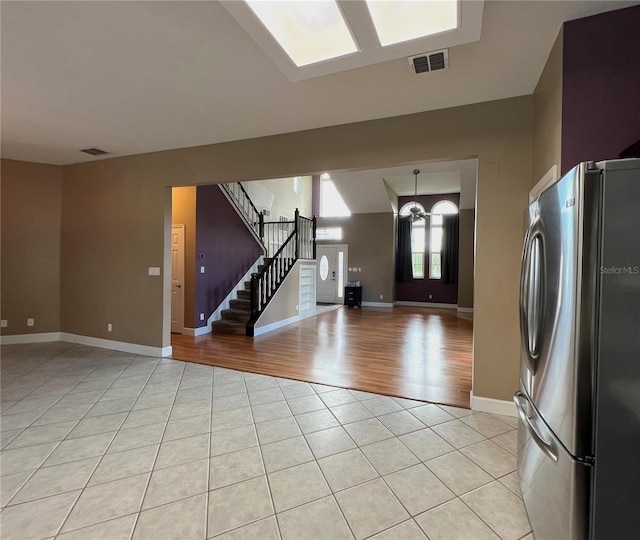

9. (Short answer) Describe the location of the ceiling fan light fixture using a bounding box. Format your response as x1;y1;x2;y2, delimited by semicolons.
409;169;429;221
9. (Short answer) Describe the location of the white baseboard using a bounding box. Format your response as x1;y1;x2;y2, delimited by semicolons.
1;332;171;358
254;308;326;337
470;391;517;417
457;307;474;313
396;301;458;309
61;334;172;358
182;326;211;337
0;332;63;345
360;302;394;308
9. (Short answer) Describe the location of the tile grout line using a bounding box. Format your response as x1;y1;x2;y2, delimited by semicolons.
1;349;143;510
1;347;142;530
3;345;528;540
126;359;189;540
50;353;176;538
203;368;214;540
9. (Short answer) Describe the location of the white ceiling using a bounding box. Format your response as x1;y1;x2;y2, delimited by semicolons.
329;158;477;214
1;1;637;166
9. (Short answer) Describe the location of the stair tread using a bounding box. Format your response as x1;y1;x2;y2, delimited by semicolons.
212;319;245;327
211;319;246;335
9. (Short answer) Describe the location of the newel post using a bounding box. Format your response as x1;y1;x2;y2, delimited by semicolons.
259;212;264;241
294;208;300;260
312;215;317;260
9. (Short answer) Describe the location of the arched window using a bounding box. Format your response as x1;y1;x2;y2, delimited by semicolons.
399;202;426;278
430;200;458;279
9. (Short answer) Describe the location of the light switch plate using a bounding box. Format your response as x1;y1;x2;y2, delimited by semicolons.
200;313;205;321
148;267;161;276
1;320;7;328
200;266;205;274
27;318;35;327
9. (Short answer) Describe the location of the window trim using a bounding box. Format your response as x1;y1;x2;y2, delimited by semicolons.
429;200;458;280
399;202;426;279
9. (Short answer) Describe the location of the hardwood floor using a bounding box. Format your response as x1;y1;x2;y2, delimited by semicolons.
171;306;473;408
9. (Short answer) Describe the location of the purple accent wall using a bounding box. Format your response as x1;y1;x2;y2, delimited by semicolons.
194;185;263;327
396;193;460;304
561;5;640;174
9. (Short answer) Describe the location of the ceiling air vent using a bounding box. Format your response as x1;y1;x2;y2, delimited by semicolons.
80;147;109;156
408;49;449;74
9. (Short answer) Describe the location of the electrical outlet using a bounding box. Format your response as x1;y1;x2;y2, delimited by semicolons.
200;313;205;321
107;323;112;332
429;294;433;300
1;320;7;328
379;295;383;300
27;318;35;327
296;305;299;311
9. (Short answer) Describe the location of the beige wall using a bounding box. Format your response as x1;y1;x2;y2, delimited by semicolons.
171;187;197;328
244;176;313;221
318;213;395;303
533;28;563;186
1;160;62;335
6;95;533;402
60;160;169;347
458;209;475;309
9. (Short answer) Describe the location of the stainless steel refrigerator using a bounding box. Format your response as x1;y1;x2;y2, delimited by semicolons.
515;158;640;540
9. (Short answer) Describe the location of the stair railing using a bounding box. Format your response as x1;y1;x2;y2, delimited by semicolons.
247;209;316;335
219;182;265;244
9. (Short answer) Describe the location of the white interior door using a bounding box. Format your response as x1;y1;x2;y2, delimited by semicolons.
171;225;185;333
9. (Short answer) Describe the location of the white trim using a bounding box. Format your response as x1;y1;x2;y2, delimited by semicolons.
253;309;321;337
0;332;63;345
395;301;458;309
470;391;517;417
60;333;171;358
181;326;211;337
360;302;394;308
1;332;172;358
457;307;474;313
530;165;558;202
209;256;263;327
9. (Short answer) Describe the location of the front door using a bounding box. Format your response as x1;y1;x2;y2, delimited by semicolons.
316;246;337;303
171;225;185;333
316;245;348;304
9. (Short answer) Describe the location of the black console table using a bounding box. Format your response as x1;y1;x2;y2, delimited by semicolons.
344;286;362;308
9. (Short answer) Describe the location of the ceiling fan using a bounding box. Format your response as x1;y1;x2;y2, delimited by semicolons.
408;169;430;221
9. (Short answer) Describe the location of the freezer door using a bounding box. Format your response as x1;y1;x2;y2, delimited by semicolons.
519;163;600;457
515;388;591;540
590;158;640;539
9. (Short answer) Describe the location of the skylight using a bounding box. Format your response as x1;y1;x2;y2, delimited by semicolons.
245;0;358;67
365;0;459;47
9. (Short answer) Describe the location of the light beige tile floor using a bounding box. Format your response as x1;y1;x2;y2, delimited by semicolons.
0;342;532;539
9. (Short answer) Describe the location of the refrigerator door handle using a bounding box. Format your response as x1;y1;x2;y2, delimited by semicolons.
514;391;558;463
519;217;546;374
